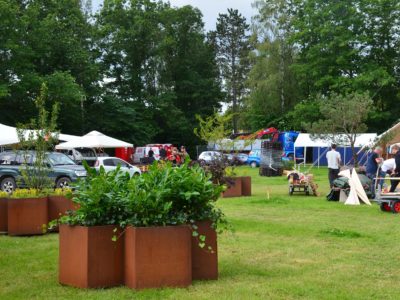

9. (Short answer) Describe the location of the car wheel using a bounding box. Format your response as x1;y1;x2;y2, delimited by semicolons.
250;161;257;168
1;177;16;193
56;177;71;189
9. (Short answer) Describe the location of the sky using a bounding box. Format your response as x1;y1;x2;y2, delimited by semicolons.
92;0;256;31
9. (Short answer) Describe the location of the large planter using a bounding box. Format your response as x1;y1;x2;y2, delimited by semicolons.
0;198;8;233
8;197;48;236
124;225;192;289
48;196;76;232
222;177;242;198
241;176;252;196
192;221;218;280
59;225;124;289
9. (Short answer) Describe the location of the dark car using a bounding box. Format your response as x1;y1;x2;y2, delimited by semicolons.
0;151;87;193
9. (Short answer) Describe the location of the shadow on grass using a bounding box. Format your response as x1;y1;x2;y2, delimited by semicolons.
320;228;363;238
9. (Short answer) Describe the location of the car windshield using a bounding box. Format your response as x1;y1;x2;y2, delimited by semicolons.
47;153;76;166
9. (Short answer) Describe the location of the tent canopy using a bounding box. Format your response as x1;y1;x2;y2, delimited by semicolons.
56;131;133;149
294;133;377;148
0;123;78;146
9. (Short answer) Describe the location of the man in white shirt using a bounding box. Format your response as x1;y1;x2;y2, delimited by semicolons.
381;158;396;174
326;144;342;188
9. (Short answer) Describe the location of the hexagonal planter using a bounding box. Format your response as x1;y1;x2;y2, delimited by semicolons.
48;196;76;232
59;225;124;289
0;198;8;233
222;177;242;198
192;221;218;280
7;197;48;236
241;176;252;196
124;225;192;289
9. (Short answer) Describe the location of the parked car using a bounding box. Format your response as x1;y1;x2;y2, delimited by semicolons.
234;153;249;165
94;157;141;176
198;151;224;164
58;147;97;167
247;150;261;168
0;151;87;192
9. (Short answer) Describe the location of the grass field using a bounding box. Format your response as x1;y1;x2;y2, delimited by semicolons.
1;166;400;299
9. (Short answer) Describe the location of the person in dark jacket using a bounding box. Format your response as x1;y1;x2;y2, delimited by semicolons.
390;145;400;193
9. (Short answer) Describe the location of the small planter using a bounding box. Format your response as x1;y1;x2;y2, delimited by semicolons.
124;225;192;289
48;196;76;232
59;225;124;289
8;197;48;236
222;177;242;198
241;176;252;196
192;221;218;280
0;198;8;233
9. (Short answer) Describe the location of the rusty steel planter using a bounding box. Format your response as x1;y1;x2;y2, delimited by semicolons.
124;225;192;289
241;176;252;196
59;225;124;289
48;196;76;232
192;221;218;280
7;197;48;236
0;198;8;233
222;177;242;198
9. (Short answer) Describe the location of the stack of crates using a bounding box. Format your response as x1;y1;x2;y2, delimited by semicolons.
259;141;283;177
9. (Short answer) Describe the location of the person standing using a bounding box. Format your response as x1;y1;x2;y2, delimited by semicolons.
326;144;342;188
390;145;400;193
366;146;383;196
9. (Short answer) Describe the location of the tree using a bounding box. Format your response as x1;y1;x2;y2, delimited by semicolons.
305;92;374;166
17;83;59;191
212;9;252;133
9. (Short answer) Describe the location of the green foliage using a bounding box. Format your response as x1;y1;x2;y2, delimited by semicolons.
16;83;59;191
305;92;374;165
0;191;9;198
194;113;233;144
212;8;253;133
56;164;131;227
10;189;44;199
56;161;227;230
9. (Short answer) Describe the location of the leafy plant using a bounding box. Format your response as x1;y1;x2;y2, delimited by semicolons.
10;189;44;199
55;163;131;227
50;188;72;197
0;191;9;198
16;83;60;191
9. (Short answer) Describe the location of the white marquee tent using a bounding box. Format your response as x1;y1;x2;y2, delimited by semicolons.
0;123;79;146
56;131;133;149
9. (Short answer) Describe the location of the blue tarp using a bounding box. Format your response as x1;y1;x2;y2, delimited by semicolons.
312;147;369;166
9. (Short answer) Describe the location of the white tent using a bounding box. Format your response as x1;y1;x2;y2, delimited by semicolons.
0;123;78;146
338;169;371;206
56;131;133;149
294;133;377;167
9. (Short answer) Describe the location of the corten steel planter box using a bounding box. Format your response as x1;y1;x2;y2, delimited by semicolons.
0;198;8;233
48;196;76;232
192;221;218;280
8;197;48;236
222;177;242;198
124;225;192;289
241;176;252;196
59;225;124;289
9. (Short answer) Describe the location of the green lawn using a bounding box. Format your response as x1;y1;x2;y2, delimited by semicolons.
1;166;400;299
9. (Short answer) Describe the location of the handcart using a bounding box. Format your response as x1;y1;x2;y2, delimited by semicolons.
288;173;315;196
373;170;400;213
288;181;311;196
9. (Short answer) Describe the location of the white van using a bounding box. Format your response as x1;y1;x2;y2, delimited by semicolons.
133;147;160;164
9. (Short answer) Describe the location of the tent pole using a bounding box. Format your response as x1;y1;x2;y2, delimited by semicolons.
294;146;296;168
318;147;320;169
304;147;307;170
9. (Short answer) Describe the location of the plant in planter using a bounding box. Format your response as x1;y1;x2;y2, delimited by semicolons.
194;113;252;197
164;161;228;280
54;165;130;288
0;191;9;233
123;163;192;289
8;84;59;236
8;189;48;236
